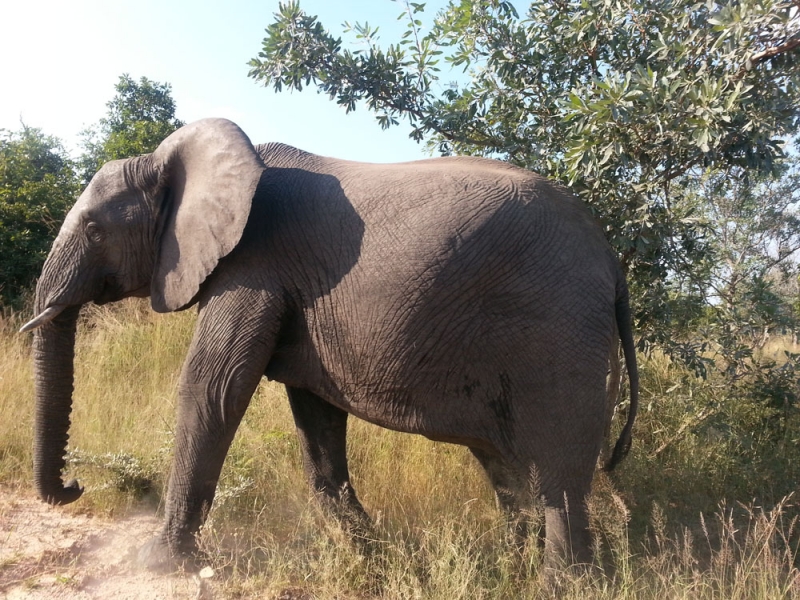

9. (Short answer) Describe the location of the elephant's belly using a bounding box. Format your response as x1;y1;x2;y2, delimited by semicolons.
271;277;614;445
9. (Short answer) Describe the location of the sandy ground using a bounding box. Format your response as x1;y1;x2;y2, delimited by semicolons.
0;488;216;600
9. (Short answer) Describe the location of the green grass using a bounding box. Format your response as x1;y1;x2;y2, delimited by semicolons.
1;299;798;597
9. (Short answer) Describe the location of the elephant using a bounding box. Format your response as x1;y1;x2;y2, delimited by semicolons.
21;118;638;572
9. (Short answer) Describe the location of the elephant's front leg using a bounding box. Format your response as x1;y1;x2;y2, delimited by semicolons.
469;447;529;542
287;387;369;535
139;288;281;570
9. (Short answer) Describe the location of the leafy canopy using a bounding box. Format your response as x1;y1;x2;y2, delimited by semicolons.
250;0;799;224
80;74;184;181
0;126;80;309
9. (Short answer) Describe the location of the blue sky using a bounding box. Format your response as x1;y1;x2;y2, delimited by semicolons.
0;0;449;163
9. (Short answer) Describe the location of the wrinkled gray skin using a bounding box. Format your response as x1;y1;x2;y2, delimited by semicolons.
23;118;638;572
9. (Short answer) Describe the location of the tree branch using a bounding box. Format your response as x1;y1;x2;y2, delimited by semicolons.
748;38;800;67
732;36;800;81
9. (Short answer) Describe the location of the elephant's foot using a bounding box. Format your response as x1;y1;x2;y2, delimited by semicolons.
537;559;601;596
316;482;373;540
137;535;202;573
341;512;376;555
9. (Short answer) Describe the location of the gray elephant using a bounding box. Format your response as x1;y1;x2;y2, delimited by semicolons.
21;118;638;571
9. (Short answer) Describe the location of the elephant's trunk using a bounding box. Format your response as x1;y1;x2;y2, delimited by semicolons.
32;304;84;505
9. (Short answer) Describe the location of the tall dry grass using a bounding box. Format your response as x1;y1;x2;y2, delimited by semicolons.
1;300;798;597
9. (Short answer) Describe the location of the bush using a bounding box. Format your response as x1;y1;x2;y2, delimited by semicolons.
0;126;79;309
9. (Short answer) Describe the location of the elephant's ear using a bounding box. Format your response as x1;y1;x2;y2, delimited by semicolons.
150;119;265;312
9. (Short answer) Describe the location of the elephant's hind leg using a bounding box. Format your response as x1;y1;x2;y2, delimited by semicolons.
531;440;598;572
287;387;369;535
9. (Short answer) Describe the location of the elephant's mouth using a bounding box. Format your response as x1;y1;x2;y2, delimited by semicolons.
128;283;152;299
94;274;126;305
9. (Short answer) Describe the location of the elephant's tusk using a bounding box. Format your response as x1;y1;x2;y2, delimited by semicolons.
19;305;68;333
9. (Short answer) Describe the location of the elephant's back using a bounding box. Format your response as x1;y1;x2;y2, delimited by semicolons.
333;155;617;309
256;142;602;244
256;143;618;316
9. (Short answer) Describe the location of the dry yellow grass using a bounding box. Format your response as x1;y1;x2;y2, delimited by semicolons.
1;299;798;598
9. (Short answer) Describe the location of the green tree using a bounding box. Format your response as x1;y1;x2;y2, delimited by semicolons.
702;164;800;336
0;126;80;309
80;74;184;181
250;0;800;348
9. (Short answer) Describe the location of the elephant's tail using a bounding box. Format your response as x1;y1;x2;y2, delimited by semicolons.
603;276;639;473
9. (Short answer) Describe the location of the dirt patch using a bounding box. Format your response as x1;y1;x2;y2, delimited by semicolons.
0;487;213;599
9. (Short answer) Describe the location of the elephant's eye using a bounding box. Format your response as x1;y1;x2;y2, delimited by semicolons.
86;222;104;244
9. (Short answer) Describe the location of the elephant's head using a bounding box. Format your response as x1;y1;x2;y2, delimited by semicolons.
20;118;265;505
